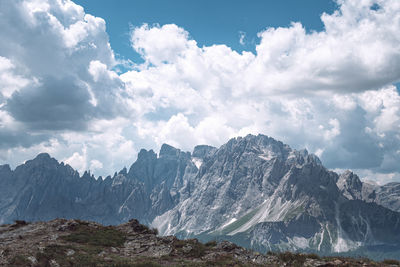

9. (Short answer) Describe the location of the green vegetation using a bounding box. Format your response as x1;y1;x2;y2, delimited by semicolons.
283;205;304;221
205;240;217;247
216;205;262;235
36;244;73;266
306;253;320;260
61;224;127;247
277;251;307;266
173;238;208;258
382;259;400;265
205;254;245;266
151;227;159;235
10;220;29;229
4;218;399;267
9;255;30;265
128;219;158;235
33;244;160;267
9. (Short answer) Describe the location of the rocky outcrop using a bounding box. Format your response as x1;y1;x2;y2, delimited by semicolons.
0;218;396;266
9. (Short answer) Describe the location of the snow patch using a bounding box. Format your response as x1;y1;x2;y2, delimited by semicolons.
291;236;309;249
192;157;203;169
258;155;273;161
219;218;237;230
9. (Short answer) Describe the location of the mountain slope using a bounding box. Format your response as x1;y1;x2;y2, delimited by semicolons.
337;170;400;212
152;135;400;255
1;134;400;259
0;145;197;225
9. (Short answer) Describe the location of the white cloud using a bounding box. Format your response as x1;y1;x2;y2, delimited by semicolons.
359;86;400;133
324;118;341;141
1;0;400;185
89;159;103;172
0;56;31;98
0;0;123;131
64;148;88;175
121;0;400;183
131;24;197;66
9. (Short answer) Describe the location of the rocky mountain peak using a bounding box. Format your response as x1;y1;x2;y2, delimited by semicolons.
337;170;363;200
119;167;128;176
81;170;96;180
32;153;57;164
12;153;60;174
192;145;216;159
137;148;157;160
0;164;11;174
35;152;51;159
219;134;322;168
220;134;288;156
159;144;180;157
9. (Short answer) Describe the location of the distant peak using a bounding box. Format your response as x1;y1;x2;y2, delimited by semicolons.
244;133;270;140
137;149;157;160
0;164;11;173
30;153;58;165
82;170;95;180
35;153;51;160
338;170;362;187
193;145;216;159
119;167;127;176
340;170;361;183
159;144;179;157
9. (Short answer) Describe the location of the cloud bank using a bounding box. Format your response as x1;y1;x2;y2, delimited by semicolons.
1;0;400;183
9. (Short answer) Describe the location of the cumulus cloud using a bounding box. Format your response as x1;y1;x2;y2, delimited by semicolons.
0;0;125;132
0;0;134;175
1;0;400;184
131;23;197;66
121;0;400;183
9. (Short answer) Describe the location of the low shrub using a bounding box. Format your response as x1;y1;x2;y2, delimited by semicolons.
205;240;217;247
61;224;126;247
382;259;400;265
151;227;159;235
9;255;30;265
278;251;307;266
306;253;320;260
266;250;277;256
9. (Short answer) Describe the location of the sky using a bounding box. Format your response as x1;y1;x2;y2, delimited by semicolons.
0;0;400;184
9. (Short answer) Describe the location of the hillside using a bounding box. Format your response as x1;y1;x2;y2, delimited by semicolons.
1;218;399;267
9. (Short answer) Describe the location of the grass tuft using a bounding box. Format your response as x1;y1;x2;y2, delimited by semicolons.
278;251;307;266
61;224;127;247
382;259;400;265
205;240;217;247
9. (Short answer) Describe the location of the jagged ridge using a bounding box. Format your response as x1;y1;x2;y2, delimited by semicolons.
1;134;400;260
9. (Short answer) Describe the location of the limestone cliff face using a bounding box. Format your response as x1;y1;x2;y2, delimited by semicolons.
0;146;196;226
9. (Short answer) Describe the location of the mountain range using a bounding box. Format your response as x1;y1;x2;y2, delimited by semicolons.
1;134;400;260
